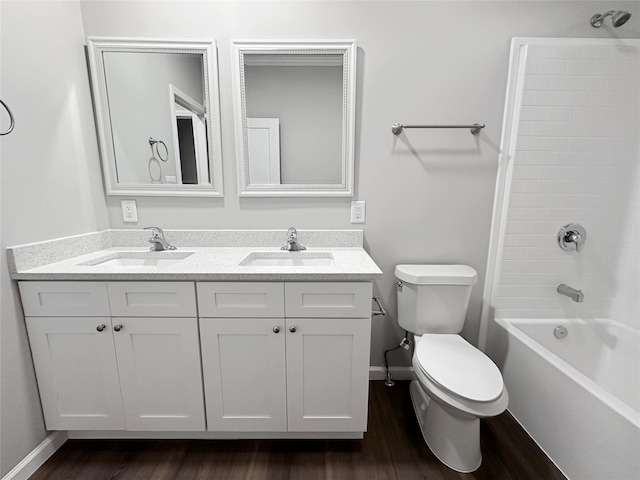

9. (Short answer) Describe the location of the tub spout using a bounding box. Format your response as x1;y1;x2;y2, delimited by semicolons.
557;284;584;303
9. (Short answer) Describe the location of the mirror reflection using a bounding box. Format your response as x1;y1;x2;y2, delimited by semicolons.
244;54;343;185
103;51;206;185
87;38;224;197
232;41;356;197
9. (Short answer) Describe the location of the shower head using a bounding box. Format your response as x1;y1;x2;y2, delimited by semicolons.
612;10;633;27
590;10;632;28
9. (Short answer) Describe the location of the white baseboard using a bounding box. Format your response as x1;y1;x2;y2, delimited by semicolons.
2;431;67;480
68;430;362;440
369;366;415;381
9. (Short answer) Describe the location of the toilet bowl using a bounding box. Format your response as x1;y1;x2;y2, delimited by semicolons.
410;334;508;472
395;265;508;473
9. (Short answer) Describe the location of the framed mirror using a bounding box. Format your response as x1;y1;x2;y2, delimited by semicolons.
231;40;356;197
86;37;224;197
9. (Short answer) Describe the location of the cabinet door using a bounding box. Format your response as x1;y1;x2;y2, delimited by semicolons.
286;317;371;432
200;318;287;431
112;317;205;431
25;317;125;430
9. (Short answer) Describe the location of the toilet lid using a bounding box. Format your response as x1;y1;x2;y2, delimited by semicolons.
416;334;503;402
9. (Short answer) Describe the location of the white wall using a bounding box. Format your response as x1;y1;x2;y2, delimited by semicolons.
494;41;640;330
0;1;108;476
81;0;640;363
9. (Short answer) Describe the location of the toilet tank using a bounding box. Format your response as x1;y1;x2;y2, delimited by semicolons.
395;265;477;334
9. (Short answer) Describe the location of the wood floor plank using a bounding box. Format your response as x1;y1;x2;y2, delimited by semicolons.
28;381;566;480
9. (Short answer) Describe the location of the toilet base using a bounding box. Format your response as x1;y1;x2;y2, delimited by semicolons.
409;380;482;473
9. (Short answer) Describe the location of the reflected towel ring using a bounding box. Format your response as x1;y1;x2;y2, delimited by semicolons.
1;99;15;136
149;137;169;162
148;156;162;183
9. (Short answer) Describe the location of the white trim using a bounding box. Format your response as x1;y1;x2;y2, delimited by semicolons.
369;366;416;381
1;432;67;480
478;38;528;351
168;84;208;186
68;431;363;440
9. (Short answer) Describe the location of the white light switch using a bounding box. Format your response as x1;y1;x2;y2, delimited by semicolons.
351;201;365;224
121;199;138;223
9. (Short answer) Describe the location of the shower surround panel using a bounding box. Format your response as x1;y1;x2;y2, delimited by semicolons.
495;41;639;328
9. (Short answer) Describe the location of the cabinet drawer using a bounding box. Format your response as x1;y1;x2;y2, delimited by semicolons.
197;282;284;318
19;281;110;317
107;282;196;317
285;282;372;318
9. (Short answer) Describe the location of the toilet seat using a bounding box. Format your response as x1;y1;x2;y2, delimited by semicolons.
415;334;503;403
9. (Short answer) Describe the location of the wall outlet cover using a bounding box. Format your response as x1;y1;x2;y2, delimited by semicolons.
351;201;365;224
121;199;138;223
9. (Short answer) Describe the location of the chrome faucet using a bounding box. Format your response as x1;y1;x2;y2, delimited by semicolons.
557;284;584;303
144;227;176;251
281;227;306;251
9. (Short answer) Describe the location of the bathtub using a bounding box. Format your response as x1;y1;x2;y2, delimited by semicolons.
492;318;640;480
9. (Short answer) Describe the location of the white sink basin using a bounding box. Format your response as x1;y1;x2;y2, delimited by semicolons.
240;252;334;267
81;252;194;268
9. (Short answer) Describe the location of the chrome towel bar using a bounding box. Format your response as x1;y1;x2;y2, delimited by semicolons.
392;123;485;135
372;296;386;316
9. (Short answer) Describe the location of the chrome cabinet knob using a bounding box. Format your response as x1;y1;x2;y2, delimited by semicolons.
96;324;106;332
289;326;297;333
113;324;123;332
273;326;280;334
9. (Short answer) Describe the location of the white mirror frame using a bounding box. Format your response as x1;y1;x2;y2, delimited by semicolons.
86;37;224;197
231;40;356;197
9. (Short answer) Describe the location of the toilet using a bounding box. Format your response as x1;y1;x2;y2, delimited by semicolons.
395;264;508;473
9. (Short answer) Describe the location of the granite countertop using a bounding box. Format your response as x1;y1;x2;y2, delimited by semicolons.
8;229;383;281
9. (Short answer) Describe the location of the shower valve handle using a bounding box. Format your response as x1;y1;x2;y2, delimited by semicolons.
558;223;587;253
564;232;582;252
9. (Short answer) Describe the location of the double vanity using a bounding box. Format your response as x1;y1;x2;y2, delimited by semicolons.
8;229;382;439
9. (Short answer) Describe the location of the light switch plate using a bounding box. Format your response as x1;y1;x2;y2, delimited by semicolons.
351;201;365;224
121;199;138;223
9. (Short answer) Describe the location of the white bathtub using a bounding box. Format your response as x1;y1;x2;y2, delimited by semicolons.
493;318;640;480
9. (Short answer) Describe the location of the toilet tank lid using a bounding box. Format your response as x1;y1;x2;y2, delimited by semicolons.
395;264;478;285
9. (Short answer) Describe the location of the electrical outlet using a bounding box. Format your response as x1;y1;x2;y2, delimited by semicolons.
121;199;138;223
350;201;366;224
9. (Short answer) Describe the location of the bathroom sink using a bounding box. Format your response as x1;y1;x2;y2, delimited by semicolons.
240;252;334;267
81;252;194;268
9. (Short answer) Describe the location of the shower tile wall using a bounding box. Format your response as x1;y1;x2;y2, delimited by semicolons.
495;43;639;329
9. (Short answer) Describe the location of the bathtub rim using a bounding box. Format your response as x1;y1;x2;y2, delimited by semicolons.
495;317;640;428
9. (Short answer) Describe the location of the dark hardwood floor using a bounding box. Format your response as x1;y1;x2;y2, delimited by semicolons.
30;381;566;480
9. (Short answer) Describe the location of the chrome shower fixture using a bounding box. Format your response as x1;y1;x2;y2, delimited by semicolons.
590;10;632;28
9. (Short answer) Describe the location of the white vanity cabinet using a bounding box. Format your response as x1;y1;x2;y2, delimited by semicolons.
20;281;205;432
197;282;372;435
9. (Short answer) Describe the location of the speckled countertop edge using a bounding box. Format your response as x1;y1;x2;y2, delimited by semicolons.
8;230;382;281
